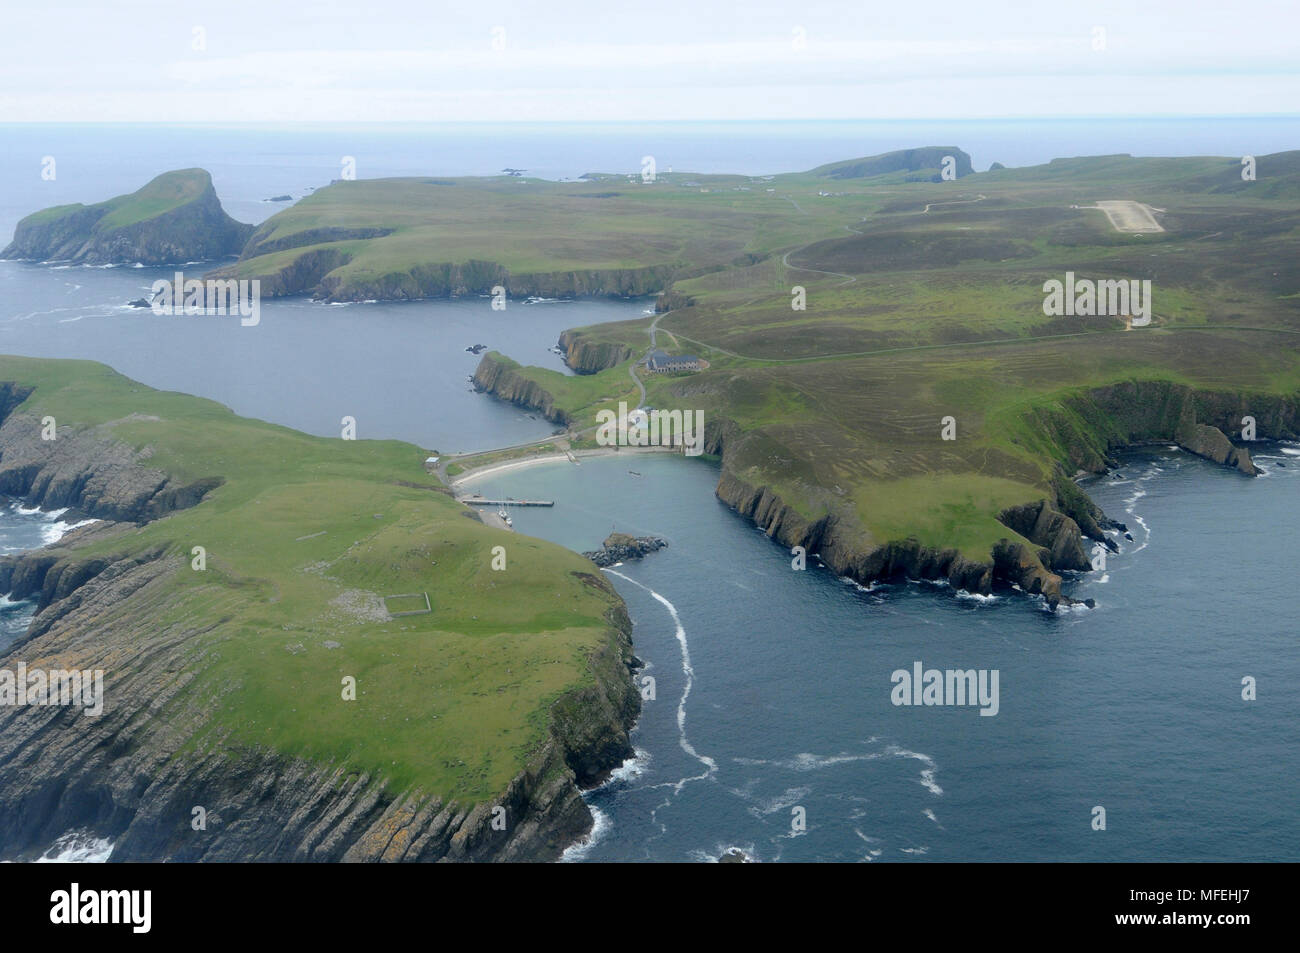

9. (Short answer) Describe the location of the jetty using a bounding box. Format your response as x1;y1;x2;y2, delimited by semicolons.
462;498;554;507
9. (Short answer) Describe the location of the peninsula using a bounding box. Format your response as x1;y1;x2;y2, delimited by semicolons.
0;356;638;861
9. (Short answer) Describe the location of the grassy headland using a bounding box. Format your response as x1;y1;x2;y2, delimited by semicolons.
0;355;632;804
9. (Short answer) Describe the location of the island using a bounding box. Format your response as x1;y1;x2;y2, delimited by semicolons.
2;169;252;265
582;532;668;567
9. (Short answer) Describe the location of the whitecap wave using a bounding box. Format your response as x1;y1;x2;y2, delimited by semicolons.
603;569;717;793
735;742;941;796
559;805;611;863
605;749;650;785
745;785;812;819
687;843;759;863
34;830;114;863
886;746;943;796
42;517;99;546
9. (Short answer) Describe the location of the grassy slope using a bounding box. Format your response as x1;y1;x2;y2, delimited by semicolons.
24;169;211;230
0;354;625;801
225;173;849;290
476;152;1300;560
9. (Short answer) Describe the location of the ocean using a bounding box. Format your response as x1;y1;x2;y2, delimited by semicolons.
475;447;1300;862
0;119;1296;862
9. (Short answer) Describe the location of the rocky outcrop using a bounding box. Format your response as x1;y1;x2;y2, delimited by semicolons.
472;353;569;425
0;411;223;524
583;532;668;567
1178;423;1259;475
559;330;633;374
2;170;252;265
997;500;1090;571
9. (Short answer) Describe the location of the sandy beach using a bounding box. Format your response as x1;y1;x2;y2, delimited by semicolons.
451;445;681;490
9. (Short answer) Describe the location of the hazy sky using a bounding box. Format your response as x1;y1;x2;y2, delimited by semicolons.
2;1;1296;122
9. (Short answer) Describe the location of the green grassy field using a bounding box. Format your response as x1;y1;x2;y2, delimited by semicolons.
463;150;1300;565
0;355;627;801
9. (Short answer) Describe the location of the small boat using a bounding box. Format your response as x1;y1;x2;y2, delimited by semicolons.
628;470;642;477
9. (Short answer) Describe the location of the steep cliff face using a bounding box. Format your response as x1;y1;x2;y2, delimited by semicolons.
1027;380;1295;476
2;170;252;265
559;330;633;374
703;380;1296;608
472;354;570;425
655;290;696;313
710;450;1077;606
0;399;638;863
0;411;223;524
997;500;1091;571
1179;424;1259;475
224;254;678;303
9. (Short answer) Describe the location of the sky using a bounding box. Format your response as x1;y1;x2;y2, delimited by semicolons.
1;0;1297;122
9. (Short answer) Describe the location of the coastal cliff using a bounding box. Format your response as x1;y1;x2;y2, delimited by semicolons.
216;254;678;303
0;366;639;863
559;330;633;375
1026;381;1289;477
702;379;1291;609
708;438;1084;608
2;169;252;265
0;557;638;861
472;353;572;425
